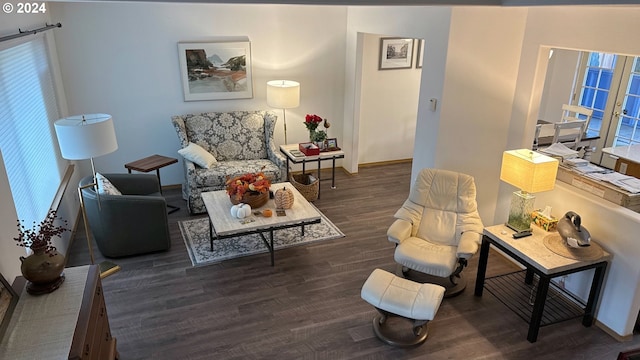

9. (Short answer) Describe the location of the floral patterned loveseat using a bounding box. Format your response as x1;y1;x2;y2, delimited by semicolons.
171;111;286;214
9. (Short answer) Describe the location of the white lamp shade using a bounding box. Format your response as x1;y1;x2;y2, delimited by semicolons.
54;114;118;160
500;149;559;193
266;80;300;109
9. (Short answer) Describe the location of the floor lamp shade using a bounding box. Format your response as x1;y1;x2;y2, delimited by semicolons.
54;114;118;160
500;149;559;233
267;80;300;144
266;80;300;109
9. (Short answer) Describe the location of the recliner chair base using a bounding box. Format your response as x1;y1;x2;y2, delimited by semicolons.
397;266;467;298
372;309;429;347
361;269;444;348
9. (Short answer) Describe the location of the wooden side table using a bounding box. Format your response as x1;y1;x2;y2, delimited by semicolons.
124;154;179;214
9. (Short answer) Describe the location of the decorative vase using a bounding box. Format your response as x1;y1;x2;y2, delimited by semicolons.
20;246;66;295
229;191;269;208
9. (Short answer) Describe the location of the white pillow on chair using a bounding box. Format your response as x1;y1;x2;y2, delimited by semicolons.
95;173;122;195
178;142;217;169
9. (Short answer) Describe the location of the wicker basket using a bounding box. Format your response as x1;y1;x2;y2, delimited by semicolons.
290;173;319;202
229;191;269;208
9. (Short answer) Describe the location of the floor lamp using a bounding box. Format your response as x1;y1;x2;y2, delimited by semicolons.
54;114;121;278
267;80;300;144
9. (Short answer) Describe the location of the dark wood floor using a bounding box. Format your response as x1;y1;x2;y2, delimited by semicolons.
67;162;640;359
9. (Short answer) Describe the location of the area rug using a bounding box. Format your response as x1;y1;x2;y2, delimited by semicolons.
179;213;345;266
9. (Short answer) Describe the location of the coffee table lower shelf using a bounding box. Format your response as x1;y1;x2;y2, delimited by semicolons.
484;270;585;327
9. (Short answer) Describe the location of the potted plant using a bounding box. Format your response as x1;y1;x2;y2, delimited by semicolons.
14;209;69;295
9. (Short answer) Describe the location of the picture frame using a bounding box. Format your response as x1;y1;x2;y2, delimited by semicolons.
379;38;414;70
0;272;18;340
416;39;425;69
178;41;253;101
326;138;339;150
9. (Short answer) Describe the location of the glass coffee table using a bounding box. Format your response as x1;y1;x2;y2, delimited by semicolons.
200;182;322;266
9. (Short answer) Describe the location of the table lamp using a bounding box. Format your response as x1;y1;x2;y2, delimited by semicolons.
500;149;559;236
54;114;121;278
267;80;300;144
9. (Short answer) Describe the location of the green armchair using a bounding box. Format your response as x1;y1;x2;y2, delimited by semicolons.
79;173;171;258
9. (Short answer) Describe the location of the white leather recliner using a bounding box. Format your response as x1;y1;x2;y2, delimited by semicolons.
387;168;484;297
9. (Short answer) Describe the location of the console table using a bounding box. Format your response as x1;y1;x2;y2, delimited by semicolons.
474;224;609;343
0;265;117;359
279;144;345;199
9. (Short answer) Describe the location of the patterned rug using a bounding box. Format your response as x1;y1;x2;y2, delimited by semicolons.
179;213;345;266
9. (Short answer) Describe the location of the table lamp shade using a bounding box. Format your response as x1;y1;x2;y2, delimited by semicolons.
500;149;559;234
54;114;118;160
266;80;300;109
500;150;558;193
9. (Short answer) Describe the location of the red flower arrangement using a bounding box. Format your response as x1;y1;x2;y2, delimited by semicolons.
14;209;69;256
304;114;324;132
226;171;271;201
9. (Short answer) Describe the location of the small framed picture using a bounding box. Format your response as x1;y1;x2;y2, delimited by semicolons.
0;272;19;340
379;38;414;70
326;138;339;150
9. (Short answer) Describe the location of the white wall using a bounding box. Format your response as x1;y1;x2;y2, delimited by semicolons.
49;3;347;186
436;7;527;222
538;48;579;122
358;33;420;164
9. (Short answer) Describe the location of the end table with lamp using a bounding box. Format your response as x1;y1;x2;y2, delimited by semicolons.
124;154;180;214
474;224;609;343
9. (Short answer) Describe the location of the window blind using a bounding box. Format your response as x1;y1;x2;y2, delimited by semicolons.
0;35;63;224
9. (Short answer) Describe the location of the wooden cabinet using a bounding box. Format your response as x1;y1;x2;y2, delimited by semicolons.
0;265;117;359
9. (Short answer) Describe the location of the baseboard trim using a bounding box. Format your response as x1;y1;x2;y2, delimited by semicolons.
358;159;413;168
595;320;634;342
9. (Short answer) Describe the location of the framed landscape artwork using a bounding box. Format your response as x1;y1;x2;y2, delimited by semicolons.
379;38;414;70
0;272;18;340
178;41;253;101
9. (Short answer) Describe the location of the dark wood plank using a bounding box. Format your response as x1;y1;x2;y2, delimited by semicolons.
66;161;640;359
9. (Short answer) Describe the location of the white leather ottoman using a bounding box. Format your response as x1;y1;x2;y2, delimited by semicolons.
361;268;445;347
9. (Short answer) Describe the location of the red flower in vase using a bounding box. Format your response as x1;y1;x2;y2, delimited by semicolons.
304;114;324;132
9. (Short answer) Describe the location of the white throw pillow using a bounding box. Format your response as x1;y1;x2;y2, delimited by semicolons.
95;173;122;195
178;142;217;169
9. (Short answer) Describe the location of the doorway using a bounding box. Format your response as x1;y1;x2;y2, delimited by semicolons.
572;52;640;168
356;33;422;166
